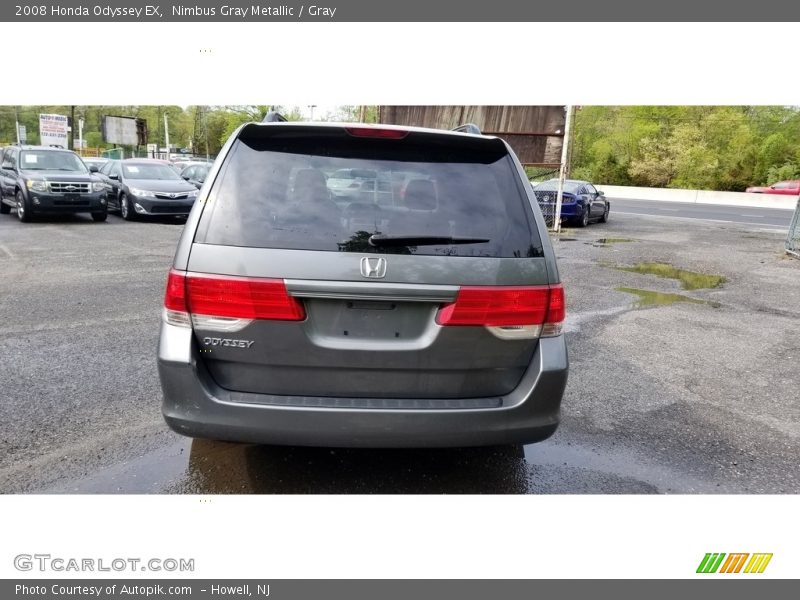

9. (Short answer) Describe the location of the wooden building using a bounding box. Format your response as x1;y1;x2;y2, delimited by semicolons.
378;106;566;167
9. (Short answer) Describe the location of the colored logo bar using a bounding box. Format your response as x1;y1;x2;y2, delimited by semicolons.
697;553;772;574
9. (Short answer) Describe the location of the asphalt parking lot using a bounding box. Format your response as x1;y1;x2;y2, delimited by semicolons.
1;206;798;494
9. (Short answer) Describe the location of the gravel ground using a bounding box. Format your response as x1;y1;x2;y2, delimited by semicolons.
0;208;797;494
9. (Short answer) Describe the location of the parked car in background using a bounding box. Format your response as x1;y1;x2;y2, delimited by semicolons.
170;160;193;173
532;179;609;227
158;120;568;448
172;157;213;174
745;180;800;195
0;145;107;222
96;158;198;220
325;168;373;197
180;163;211;189
82;157;108;172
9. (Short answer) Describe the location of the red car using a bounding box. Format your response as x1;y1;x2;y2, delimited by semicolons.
745;180;800;195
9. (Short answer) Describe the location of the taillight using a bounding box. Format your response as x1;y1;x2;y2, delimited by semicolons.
164;269;188;312
163;269;191;327
186;273;305;321
344;127;409;139
544;284;565;326
436;284;565;338
162;269;305;330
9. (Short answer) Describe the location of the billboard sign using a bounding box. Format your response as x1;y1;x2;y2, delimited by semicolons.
39;113;69;148
102;115;140;146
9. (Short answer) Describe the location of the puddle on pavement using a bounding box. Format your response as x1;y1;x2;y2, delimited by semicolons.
47;438;537;494
616;287;721;309
588;237;636;247
523;438;717;493
613;262;727;290
43;434;711;494
549;229;581;243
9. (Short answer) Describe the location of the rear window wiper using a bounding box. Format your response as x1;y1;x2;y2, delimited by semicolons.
369;234;490;247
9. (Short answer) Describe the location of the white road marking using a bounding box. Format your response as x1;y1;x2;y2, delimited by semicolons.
0;244;14;258
656;207;680;211
614;211;789;231
612;198;795;211
740;214;763;218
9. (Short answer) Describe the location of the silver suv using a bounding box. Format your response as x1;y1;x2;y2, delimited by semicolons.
157;121;568;447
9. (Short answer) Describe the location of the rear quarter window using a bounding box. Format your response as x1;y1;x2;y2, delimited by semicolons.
195;127;543;258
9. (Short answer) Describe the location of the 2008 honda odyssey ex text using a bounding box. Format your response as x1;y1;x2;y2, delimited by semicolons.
157;120;568;447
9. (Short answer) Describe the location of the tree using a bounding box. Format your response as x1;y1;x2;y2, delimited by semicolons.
766;162;800;184
571;105;800;190
754;133;792;185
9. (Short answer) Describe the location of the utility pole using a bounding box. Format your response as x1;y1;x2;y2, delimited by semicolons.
14;106;20;144
78;118;84;155
164;112;170;160
204;109;210;160
69;105;75;150
553;105;574;233
156;108;162;158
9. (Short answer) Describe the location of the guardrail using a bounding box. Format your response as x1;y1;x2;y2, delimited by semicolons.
786;198;800;258
598;184;798;211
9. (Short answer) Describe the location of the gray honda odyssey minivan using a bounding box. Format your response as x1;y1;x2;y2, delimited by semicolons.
158;120;568;447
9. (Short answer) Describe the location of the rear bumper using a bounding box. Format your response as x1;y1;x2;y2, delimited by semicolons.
536;201;581;218
559;204;581;218
157;322;568;448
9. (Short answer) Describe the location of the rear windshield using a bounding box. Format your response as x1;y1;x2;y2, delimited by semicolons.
195;127;542;258
534;180;582;194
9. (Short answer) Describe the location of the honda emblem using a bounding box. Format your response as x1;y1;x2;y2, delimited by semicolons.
360;257;387;279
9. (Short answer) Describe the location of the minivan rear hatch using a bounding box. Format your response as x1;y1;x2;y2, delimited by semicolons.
185;123;555;400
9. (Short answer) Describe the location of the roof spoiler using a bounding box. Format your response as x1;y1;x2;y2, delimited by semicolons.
452;123;482;135
262;111;288;123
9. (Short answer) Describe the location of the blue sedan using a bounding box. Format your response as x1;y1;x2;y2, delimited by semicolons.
532;179;610;227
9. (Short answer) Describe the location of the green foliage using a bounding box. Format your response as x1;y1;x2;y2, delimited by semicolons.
525;166;560;181
766;162;800;185
0;104;331;156
571;106;800;191
754;133;791;184
84;131;103;147
325;105;379;123
6;105;799;191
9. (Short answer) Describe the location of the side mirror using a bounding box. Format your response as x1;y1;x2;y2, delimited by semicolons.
2;162;14;170
89;165;99;173
598;190;605;196
109;173;119;181
182;175;190;180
